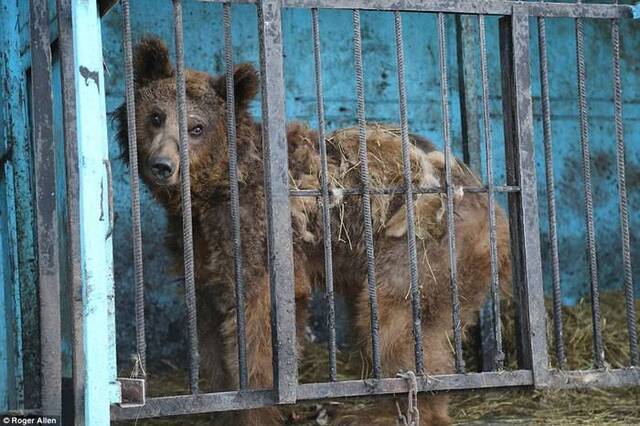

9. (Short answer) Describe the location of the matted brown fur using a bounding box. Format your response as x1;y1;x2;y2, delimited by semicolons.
114;37;511;425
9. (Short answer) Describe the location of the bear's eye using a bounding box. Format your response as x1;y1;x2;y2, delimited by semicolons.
150;112;164;128
189;125;204;137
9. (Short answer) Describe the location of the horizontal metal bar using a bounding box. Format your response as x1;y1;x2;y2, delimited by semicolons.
198;0;634;19
547;369;640;389
289;185;520;197
111;370;533;420
110;389;277;420
111;369;640;419
525;2;632;19
297;370;533;400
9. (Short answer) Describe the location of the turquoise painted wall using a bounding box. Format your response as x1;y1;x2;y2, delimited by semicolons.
99;2;640;365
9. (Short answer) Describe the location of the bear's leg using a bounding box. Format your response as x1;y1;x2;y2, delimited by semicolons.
353;280;453;425
199;317;231;392
211;254;312;425
419;328;453;426
217;271;307;425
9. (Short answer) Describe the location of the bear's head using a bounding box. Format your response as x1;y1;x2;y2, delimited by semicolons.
114;37;260;202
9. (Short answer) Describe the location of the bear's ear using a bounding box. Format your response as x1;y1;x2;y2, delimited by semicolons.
212;63;260;110
133;37;174;87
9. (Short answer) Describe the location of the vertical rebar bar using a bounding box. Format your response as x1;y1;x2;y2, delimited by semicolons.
575;10;604;369
438;12;465;373
478;14;504;371
223;2;249;389
172;0;200;393
121;0;147;373
611;11;638;367
352;9;382;379
393;11;424;375
311;8;338;381
537;7;566;370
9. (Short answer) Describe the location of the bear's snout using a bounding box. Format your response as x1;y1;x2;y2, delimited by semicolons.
149;156;176;183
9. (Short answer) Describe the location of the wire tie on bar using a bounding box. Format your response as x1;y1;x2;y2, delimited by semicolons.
396;370;419;426
130;352;146;378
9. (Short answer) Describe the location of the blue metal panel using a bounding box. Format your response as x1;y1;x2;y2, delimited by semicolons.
0;0;29;411
72;0;119;423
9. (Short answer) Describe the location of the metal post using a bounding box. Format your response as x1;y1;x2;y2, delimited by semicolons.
29;0;62;415
72;0;119;422
257;0;298;404
499;14;549;386
56;0;85;421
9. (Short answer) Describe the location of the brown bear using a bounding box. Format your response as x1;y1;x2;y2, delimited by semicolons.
114;37;511;425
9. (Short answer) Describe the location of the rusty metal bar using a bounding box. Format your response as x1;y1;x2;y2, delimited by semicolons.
199;0;635;19
222;1;249;390
575;8;604;369
172;0;201;394
352;8;382;379
111;370;534;420
536;7;566;370
610;10;638;367
311;7;338;381
478;13;504;371
120;0;147;373
289;185;520;198
438;11;465;374
393;10;424;375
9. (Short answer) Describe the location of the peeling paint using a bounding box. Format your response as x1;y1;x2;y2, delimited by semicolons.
79;65;100;93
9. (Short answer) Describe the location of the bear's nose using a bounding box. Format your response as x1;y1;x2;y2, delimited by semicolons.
150;158;174;180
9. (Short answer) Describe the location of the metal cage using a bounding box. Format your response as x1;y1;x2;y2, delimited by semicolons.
1;0;639;424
